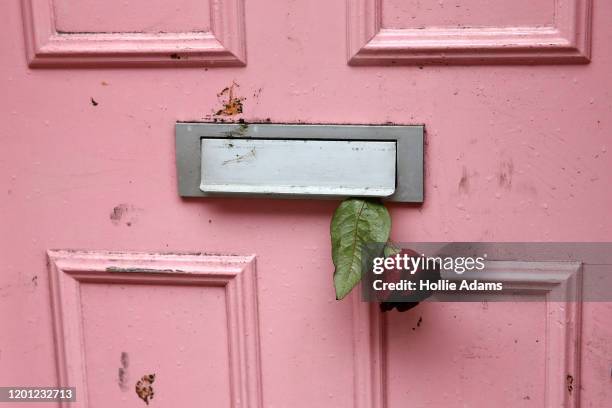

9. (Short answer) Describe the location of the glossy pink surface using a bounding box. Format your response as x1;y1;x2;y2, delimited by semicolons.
53;0;211;34
382;0;554;28
1;0;611;407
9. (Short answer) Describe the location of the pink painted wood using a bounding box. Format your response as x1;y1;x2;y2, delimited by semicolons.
1;0;611;407
21;0;246;67
353;261;583;407
47;250;261;408
348;0;592;64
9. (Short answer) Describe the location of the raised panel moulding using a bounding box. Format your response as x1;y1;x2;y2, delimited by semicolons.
47;250;262;408
21;0;246;67
347;0;592;65
352;260;582;408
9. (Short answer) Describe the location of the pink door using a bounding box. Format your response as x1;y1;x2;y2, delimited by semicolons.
1;0;611;407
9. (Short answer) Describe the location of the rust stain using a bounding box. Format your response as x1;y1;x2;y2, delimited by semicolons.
215;82;245;116
135;373;155;405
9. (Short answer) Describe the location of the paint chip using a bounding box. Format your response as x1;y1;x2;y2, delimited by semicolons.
215;82;245;116
135;373;155;405
566;374;574;394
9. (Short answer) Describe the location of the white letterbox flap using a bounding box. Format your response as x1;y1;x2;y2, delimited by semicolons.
200;138;396;197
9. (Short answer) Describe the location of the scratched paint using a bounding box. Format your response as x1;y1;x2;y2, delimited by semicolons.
118;352;129;391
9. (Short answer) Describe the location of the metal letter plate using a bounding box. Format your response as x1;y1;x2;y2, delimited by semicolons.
175;123;424;202
200;138;396;196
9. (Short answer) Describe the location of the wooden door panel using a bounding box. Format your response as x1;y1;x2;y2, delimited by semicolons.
386;302;548;407
53;0;211;34
349;0;591;64
382;0;554;29
46;251;262;408
21;0;246;66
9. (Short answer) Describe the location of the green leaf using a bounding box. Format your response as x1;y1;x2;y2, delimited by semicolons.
383;241;402;258
331;198;391;300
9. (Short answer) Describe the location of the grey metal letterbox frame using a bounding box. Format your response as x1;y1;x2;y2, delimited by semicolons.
175;123;424;203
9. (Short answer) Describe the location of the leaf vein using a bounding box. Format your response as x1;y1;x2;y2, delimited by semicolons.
347;201;366;278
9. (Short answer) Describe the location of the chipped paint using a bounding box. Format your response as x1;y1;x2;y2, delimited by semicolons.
215;82;245;116
135;373;155;405
566;374;574;394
